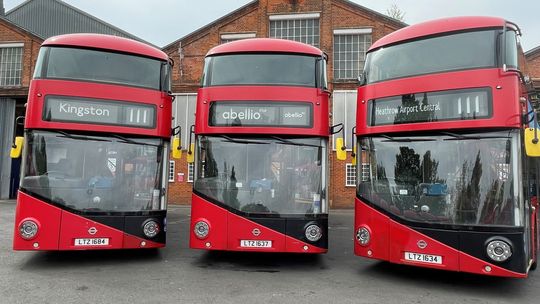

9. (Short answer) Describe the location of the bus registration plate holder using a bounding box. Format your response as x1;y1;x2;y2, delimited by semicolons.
74;238;110;246
240;240;272;248
404;252;442;264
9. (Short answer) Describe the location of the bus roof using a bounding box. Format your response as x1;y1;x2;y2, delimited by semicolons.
206;38;323;57
370;16;508;51
42;33;168;60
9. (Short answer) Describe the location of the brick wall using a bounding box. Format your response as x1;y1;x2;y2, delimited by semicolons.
0;19;42;97
164;0;405;208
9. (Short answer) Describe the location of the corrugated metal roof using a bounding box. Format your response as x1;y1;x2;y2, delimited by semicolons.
5;0;149;44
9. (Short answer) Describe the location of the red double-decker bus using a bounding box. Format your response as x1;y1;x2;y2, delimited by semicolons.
189;38;330;253
11;34;173;250
354;17;538;277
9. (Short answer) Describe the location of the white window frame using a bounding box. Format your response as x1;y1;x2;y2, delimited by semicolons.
345;163;357;187
269;13;320;47
220;32;256;44
332;90;357;151
168;160;175;182
187;163;194;183
361;163;370;182
333;28;372;80
172;93;197;149
0;43;24;87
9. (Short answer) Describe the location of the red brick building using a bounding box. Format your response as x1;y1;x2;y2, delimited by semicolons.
525;46;540;104
163;0;406;208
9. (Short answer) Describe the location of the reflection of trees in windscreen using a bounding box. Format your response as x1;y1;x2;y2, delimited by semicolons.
454;152;482;223
393;93;436;124
394;147;420;184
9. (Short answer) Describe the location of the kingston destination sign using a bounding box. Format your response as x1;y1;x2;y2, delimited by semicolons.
367;88;492;126
43;96;156;128
209;101;312;127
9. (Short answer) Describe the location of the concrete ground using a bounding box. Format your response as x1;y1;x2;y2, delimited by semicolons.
0;200;538;304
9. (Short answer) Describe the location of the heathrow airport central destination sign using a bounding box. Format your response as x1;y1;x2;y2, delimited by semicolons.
43;96;156;128
367;88;492;126
209;101;312;127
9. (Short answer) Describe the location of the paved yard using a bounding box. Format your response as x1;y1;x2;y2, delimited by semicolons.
0;200;538;304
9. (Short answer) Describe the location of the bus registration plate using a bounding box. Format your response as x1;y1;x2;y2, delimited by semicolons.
404;252;442;264
74;238;109;246
240;240;272;248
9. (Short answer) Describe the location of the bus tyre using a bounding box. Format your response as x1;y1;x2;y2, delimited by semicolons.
531;259;537;271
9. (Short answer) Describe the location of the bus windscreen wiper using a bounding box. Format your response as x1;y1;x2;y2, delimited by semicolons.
441;132;510;141
270;136;321;147
111;134;159;147
219;135;268;145
380;134;435;142
54;130;111;142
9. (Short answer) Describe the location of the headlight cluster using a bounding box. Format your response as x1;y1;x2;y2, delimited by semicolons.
194;221;210;239
19;220;39;240
143;220;160;238
305;224;322;242
356;226;371;246
486;239;512;263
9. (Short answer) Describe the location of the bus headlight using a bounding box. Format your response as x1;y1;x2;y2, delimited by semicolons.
19;219;39;240
143;220;160;238
305;224;322;242
194;221;210;239
486;239;512;262
356;226;371;246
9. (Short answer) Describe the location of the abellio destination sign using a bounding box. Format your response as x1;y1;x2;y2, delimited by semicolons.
210;101;312;127
43;96;156;128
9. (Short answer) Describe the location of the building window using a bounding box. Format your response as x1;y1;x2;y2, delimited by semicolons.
346;163;356;187
0;44;24;87
361;163;370;182
332;90;357;150
220;32;256;44
168;160;175;182
172;93;197;148
187;163;194;183
269;13;320;47
333;29;372;80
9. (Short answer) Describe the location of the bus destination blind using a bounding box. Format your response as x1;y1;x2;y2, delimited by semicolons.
367;88;492;126
209;101;312;127
43;96;156;128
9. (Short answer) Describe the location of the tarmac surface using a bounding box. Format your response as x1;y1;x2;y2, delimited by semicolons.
0;200;539;304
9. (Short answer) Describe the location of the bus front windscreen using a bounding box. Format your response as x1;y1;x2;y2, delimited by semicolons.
34;47;164;90
364;29;498;84
194;136;327;215
20;131;167;213
358;130;522;227
202;54;319;87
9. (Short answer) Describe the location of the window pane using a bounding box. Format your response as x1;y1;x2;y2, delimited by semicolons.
269;18;320;48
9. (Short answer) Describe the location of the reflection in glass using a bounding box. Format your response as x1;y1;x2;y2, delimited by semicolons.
35;47;164;90
21;131;166;212
364;30;498;83
202;54;321;87
358;131;521;227
194;136;327;215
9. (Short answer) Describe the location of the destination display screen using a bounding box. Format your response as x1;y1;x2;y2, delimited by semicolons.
209;101;312;127
367;88;492;126
43;96;156;128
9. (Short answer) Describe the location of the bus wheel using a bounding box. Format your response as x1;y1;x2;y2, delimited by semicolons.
531;260;537;271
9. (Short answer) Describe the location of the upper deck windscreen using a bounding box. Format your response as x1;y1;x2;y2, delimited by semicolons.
364;29;498;84
201;53;319;87
34;46;166;90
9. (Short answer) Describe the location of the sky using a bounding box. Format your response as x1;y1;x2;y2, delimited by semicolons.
3;0;540;51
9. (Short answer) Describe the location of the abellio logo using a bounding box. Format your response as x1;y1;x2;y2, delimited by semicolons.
222;108;262;121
